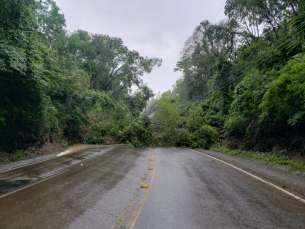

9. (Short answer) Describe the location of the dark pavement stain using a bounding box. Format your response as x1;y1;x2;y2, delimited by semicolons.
0;180;34;195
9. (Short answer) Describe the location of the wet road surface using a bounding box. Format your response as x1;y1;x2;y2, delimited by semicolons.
135;148;305;229
0;146;114;196
0;146;305;228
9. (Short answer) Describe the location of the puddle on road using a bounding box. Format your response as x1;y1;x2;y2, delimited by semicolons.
0;180;35;196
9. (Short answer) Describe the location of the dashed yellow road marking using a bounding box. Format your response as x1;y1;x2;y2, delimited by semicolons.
111;148;156;229
128;153;156;229
110;188;141;229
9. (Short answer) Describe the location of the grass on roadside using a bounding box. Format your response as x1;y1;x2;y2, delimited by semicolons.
210;145;305;171
9;150;32;162
0;150;32;165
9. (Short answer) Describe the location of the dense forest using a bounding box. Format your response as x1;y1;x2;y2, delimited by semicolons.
0;0;161;154
155;0;305;154
1;0;305;160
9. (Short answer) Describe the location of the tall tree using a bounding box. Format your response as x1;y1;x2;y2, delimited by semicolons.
0;0;45;150
69;31;162;100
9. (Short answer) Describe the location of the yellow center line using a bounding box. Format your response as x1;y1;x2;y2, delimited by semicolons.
110;188;141;229
111;148;156;229
128;154;156;229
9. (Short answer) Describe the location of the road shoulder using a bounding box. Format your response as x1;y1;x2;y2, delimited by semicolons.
0;144;118;173
196;149;305;199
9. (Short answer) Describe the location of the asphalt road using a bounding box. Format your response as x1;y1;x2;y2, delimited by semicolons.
0;146;304;229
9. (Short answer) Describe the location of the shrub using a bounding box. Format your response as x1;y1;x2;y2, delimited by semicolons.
173;125;218;150
260;53;305;133
174;129;194;148
187;105;205;133
10;150;31;162
192;125;218;149
120;121;156;147
60;139;69;148
84;122;109;144
226;69;276;137
224;116;248;135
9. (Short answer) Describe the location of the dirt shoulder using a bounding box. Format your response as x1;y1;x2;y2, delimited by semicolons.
0;143;65;165
196;149;305;200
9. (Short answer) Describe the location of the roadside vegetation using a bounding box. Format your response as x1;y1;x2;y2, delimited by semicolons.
1;0;305;170
143;0;305;170
211;145;305;171
165;1;305;156
0;0;161;157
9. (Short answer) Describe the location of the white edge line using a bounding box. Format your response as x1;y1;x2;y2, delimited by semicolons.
0;165;73;199
189;148;305;204
0;145;119;174
0;148;86;174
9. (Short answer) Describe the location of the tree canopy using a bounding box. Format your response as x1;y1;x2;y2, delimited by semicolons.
0;0;161;152
1;0;305;155
171;0;305;151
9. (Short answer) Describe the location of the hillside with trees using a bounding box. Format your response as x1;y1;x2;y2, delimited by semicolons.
0;0;161;156
160;0;305;154
1;0;305;166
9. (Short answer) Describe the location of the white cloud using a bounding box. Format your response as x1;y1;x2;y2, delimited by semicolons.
56;0;226;93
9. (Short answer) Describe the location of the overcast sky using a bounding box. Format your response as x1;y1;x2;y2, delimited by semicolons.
55;0;226;94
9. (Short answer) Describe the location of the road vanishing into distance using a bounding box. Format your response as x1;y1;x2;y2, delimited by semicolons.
0;145;305;229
